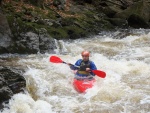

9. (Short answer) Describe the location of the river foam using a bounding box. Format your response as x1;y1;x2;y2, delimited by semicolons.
1;29;150;113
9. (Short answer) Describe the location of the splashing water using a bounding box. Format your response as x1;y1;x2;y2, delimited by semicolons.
1;30;150;113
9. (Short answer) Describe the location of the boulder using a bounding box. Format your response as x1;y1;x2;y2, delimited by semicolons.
0;66;26;109
100;6;123;18
107;18;128;28
11;32;40;54
115;1;150;28
128;14;149;28
0;10;12;53
39;28;56;53
9;30;56;54
0;15;56;54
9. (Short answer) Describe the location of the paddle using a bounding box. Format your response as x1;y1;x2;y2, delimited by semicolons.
50;55;106;78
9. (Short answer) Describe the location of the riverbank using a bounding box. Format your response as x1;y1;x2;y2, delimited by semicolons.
0;0;150;54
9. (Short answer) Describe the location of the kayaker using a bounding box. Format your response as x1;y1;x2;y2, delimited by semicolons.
68;50;97;80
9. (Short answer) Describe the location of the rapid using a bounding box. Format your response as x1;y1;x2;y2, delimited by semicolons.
1;29;150;113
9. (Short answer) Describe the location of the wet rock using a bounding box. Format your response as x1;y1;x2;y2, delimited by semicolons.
115;1;150;28
8;29;56;54
0;86;13;102
100;6;119;18
0;86;13;109
107;18;128;28
0;67;26;108
13;32;40;54
0;16;56;54
9;29;56;54
0;66;26;109
0;66;26;93
39;28;56;53
128;14;149;28
0;10;12;53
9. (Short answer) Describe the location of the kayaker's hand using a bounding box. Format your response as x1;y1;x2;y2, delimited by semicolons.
86;68;91;72
67;63;72;66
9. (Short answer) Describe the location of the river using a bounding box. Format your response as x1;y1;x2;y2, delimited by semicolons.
1;29;150;113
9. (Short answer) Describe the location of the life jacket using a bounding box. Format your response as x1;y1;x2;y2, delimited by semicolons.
78;60;91;75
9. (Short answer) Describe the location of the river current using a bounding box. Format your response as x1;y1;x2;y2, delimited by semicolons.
1;29;150;113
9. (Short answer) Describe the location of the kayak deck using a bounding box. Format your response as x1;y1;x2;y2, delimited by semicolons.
73;78;96;93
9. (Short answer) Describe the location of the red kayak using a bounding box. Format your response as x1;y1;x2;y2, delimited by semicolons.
73;78;96;93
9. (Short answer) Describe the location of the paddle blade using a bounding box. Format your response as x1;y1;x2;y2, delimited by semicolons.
50;56;63;63
92;70;106;78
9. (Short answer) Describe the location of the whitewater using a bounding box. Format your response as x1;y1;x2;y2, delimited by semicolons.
1;29;150;113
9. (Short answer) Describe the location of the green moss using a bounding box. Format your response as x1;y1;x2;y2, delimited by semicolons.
66;26;87;39
100;19;114;30
46;10;57;19
2;0;117;41
84;10;95;17
46;24;87;39
68;26;84;33
2;2;15;13
7;15;37;35
47;27;68;39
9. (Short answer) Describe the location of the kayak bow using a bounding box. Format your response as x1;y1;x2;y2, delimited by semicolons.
73;78;96;93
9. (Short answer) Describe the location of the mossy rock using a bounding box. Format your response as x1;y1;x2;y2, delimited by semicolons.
115;1;150;22
47;27;68;39
7;16;37;35
46;25;86;39
65;26;87;39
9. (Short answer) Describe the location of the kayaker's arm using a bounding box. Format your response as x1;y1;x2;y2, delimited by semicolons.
68;59;81;70
68;63;80;70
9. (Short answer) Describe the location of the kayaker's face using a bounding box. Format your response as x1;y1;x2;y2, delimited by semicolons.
82;55;89;61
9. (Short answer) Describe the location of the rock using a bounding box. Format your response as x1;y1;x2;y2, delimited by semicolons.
0;66;26;109
9;30;56;54
1;0;149;54
0;86;13;109
14;32;40;54
107;18;128;28
0;67;26;93
53;0;66;10
0;15;56;54
128;14;149;28
0;10;12;53
0;86;13;102
115;1;150;28
39;28;56;53
100;6;122;18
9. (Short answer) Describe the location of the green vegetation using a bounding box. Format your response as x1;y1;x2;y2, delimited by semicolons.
1;0;116;40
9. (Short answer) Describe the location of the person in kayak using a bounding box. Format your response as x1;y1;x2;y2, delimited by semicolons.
68;51;97;80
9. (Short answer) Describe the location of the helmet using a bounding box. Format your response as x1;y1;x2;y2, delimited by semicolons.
81;51;90;57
